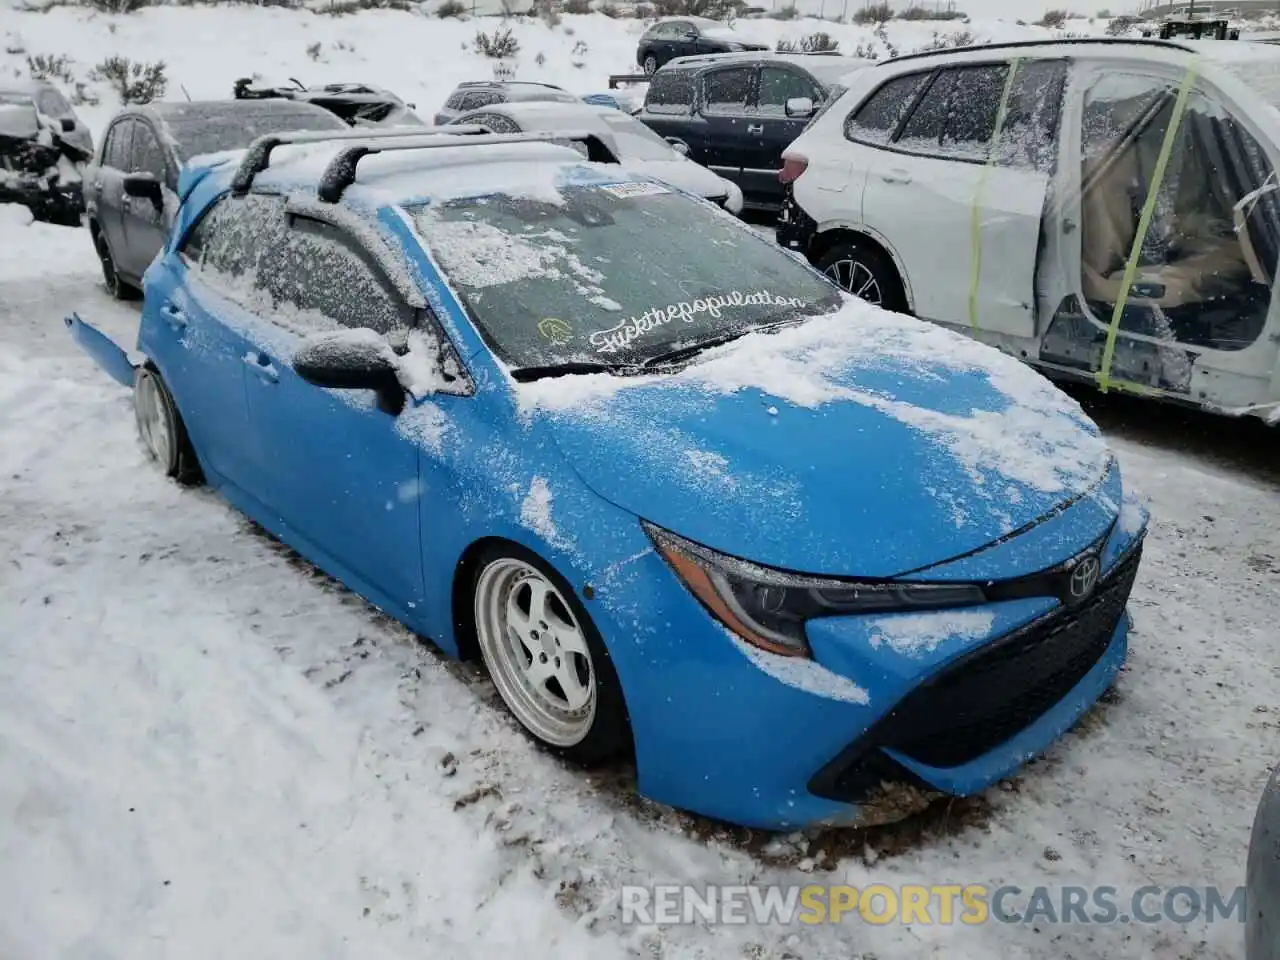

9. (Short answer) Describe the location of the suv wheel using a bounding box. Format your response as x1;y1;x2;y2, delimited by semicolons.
642;52;658;75
816;240;905;314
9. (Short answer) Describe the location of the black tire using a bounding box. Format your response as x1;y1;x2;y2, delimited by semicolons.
93;227;140;301
470;542;631;767
815;238;907;314
642;52;658;75
133;366;202;486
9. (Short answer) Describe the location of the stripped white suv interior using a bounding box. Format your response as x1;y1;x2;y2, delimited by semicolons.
780;38;1280;422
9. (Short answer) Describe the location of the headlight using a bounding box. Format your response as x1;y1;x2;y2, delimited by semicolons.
644;522;987;658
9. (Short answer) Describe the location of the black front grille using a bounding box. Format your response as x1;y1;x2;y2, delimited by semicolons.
809;544;1142;801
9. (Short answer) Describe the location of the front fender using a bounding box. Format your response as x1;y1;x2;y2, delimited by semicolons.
63;312;136;386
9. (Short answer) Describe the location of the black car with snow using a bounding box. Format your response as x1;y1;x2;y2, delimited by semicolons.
636;17;769;75
85;98;346;298
232;78;426;128
0;84;93;226
431;80;579;125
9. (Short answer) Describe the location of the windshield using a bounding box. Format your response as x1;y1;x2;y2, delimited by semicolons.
597;113;678;161
410;181;840;372
0;95;39;139
166;105;346;161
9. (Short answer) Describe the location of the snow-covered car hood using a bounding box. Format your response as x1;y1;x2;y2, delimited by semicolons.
621;157;733;202
517;299;1117;578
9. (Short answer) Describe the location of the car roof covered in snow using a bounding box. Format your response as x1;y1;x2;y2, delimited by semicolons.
878;35;1280;71
184;137;641;213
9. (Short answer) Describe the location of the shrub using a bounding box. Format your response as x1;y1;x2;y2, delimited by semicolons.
475;25;520;57
633;2;653;15
88;56;167;104
778;30;838;52
851;1;892;24
909;28;973;52
1037;8;1068;27
767;4;798;19
1105;14;1140;35
86;0;152;12
436;0;467;15
597;1;619;14
564;0;592;11
26;52;74;84
305;40;322;59
896;5;931;20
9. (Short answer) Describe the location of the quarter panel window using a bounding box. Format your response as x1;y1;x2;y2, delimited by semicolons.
105;119;134;170
995;59;1067;173
844;71;931;145
646;70;696;115
940;64;1008;154
755;67;821;117
130;123;168;177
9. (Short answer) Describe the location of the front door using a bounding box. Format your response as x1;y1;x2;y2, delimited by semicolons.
93;117;134;268
1043;60;1280;404
239;209;425;615
118;119;172;281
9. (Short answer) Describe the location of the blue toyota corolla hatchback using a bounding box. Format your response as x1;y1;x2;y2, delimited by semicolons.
69;127;1150;830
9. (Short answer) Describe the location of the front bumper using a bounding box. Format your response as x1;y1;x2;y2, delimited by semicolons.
0;176;83;225
603;507;1145;831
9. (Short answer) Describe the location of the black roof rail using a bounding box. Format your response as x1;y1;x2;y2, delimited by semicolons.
878;35;1194;67
316;130;619;203
229;125;487;194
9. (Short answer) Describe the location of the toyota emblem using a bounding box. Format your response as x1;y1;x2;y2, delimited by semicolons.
1068;554;1101;602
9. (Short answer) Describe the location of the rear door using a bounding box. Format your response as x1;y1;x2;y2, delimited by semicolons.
743;64;822;207
118;119;174;281
698;63;755;192
92;117;134;267
667;21;699;61
638;68;699;156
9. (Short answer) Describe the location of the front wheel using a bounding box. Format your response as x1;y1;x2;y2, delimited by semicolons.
134;367;202;485
642;52;658;75
815;239;906;314
472;545;630;766
94;229;140;301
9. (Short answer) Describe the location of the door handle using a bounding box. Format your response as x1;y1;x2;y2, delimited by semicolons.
880;169;913;184
1063;217;1078;234
159;303;187;330
243;351;279;383
747;123;764;135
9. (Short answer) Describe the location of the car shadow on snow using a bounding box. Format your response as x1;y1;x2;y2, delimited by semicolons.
233;514;1135;873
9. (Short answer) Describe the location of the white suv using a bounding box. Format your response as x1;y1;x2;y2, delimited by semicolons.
779;38;1280;423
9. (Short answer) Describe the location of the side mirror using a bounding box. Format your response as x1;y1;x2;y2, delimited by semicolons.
665;136;690;156
60;117;76;132
123;172;163;207
294;333;406;415
785;97;815;119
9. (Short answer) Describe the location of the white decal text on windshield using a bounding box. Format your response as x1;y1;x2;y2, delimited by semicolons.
590;290;809;354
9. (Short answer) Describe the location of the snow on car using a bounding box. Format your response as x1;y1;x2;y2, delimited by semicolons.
65;124;1149;831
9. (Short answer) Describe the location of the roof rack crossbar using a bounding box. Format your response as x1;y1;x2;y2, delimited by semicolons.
229;125;487;194
315;130;619;204
879;35;1194;66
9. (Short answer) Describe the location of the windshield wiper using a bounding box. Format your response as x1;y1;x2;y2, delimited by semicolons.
510;360;641;382
641;318;809;370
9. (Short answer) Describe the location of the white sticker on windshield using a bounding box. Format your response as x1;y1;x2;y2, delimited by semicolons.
597;181;669;199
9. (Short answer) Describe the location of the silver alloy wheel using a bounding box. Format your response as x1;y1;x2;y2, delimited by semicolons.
134;372;173;468
824;257;883;306
474;557;598;747
643;54;658;75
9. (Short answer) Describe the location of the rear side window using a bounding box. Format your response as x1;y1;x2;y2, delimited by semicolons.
941;64;1008;153
462;112;520;134
646;69;695;116
445;91;466;110
461;90;503;110
702;67;753;115
130;123;168;178
179;193;286;282
994;59;1067;172
845;71;930;145
755;67;821;117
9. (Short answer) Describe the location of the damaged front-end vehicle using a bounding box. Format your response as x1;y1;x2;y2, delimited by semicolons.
0;93;90;227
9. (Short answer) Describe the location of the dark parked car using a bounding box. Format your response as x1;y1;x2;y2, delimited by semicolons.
1249;761;1280;960
232;78;425;127
0;84;92;226
432;81;579;125
635;51;862;209
85;98;346;298
636;17;768;75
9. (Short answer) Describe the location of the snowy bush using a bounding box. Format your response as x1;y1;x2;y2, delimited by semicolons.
597;1;620;16
1105;14;1141;35
316;0;411;14
436;0;467;15
26;53;74;84
851;2;891;24
1037;8;1068;27
776;31;838;53
86;0;153;12
909;28;973;52
475;25;520;57
563;0;591;12
88;56;167;104
895;5;932;19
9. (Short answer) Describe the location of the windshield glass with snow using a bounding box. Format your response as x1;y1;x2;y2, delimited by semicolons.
410;182;839;371
597;113;679;161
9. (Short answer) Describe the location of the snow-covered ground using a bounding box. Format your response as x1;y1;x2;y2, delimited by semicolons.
1;5;1279;960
